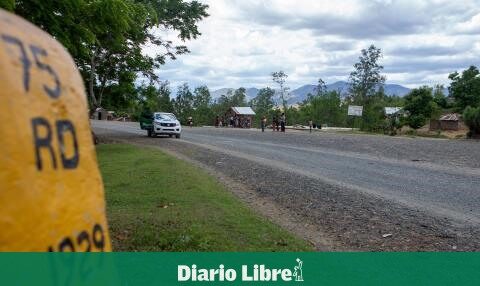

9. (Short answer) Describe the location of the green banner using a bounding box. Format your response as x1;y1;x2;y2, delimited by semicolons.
0;253;479;285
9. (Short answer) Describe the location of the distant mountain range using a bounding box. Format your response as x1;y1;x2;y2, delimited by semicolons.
285;81;413;104
211;87;261;101
211;81;439;105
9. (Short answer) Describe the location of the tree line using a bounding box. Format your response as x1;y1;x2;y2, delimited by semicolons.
122;44;480;139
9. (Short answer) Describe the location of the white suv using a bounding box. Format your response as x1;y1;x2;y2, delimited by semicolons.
152;112;182;138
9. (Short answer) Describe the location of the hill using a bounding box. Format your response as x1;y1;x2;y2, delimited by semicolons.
287;81;412;104
211;82;446;105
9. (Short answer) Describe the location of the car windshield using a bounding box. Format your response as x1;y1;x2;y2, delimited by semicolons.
155;113;176;120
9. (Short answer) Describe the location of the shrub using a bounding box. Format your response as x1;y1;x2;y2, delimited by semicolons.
404;86;436;130
463;106;480;138
407;115;426;130
360;102;386;133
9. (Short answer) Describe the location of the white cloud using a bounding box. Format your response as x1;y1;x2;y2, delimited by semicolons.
151;0;480;91
454;13;480;34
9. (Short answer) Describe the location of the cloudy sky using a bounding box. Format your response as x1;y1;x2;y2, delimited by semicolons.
150;0;480;90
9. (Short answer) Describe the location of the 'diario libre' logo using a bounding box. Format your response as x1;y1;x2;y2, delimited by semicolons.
178;258;304;282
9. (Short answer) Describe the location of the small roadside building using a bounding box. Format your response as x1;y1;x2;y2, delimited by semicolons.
92;107;108;120
430;113;461;131
226;107;256;128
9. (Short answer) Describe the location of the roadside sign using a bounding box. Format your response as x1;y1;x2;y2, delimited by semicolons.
348;105;363;116
0;9;111;251
385;107;402;115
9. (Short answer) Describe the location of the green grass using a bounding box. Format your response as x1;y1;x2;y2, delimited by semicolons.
97;144;312;251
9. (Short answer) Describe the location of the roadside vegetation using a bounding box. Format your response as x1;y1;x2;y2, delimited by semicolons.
97;144;312;251
463;106;480;138
131;46;478;139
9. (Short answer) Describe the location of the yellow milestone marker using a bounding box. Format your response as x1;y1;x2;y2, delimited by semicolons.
0;9;111;251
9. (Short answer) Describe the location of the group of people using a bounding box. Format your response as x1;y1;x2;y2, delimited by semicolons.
215;115;252;128
260;112;286;132
260;114;320;133
209;113;320;133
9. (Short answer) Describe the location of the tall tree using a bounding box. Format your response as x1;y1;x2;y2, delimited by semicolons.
156;81;174;113
314;78;327;96
192;85;214;125
231;87;248;107
306;78;328;102
212;91;232;117
272;71;290;112
172;83;194;123
448;66;480;111
193;86;211;107
433;84;448;109
304;91;345;127
135;80;173;116
349;45;386;104
102;71;137;111
251;87;275;126
4;0;209;109
138;84;160;113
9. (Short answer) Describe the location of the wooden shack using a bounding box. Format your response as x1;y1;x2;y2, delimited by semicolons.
226;107;256;128
430;113;460;131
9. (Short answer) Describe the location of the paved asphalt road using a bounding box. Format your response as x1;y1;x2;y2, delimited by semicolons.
93;120;480;225
93;120;480;250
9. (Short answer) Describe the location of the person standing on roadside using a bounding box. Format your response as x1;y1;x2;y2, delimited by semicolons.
187;116;193;127
272;116;277;131
308;119;313;133
261;116;267;132
280;112;286;132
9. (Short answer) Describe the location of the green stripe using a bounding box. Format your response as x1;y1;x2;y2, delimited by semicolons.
1;253;479;285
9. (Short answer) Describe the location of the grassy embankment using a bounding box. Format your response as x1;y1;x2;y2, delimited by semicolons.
97;144;312;251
